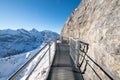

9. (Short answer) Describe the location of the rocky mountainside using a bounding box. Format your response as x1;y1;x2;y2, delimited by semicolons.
61;0;120;79
0;29;59;58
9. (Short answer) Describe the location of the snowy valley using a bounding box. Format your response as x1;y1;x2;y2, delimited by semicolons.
0;29;59;58
0;29;59;80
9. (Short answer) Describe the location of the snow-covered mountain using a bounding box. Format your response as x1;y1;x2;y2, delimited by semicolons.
0;29;59;58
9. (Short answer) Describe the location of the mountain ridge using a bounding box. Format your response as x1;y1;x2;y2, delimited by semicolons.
0;29;59;58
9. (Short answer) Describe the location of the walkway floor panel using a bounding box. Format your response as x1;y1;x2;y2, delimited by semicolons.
47;43;83;80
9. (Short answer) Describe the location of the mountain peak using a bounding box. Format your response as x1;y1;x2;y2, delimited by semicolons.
30;28;39;33
17;28;27;32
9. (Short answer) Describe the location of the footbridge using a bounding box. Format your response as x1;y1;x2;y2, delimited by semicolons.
9;39;113;80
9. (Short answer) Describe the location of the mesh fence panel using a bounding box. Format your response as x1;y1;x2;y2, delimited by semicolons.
70;39;80;67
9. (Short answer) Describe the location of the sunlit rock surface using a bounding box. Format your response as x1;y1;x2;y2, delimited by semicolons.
61;0;120;79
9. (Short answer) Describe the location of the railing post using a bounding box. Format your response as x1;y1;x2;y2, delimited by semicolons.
55;39;57;50
49;42;51;66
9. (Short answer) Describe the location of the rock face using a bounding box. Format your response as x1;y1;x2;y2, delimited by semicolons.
61;0;120;79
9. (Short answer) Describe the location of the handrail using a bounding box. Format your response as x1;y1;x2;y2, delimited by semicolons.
78;45;113;80
8;39;56;80
83;52;113;80
78;52;102;80
70;39;113;80
44;41;57;80
26;48;49;79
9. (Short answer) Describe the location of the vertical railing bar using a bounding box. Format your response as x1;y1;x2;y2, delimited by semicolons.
49;42;51;67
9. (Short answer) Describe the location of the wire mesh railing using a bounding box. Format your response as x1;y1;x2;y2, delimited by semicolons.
9;39;57;80
69;38;113;80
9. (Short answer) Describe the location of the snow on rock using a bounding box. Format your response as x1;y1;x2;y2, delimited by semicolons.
0;41;56;80
0;43;44;80
0;29;59;58
0;28;59;80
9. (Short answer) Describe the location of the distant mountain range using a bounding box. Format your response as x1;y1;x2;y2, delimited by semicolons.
0;29;59;58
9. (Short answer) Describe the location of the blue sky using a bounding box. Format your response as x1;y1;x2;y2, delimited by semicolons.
0;0;81;33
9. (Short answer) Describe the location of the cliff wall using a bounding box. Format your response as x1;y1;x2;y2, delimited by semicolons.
61;0;120;79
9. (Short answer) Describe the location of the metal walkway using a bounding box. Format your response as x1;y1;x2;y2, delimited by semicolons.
47;43;83;80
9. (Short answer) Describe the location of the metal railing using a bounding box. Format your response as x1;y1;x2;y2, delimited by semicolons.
69;39;113;80
8;39;57;80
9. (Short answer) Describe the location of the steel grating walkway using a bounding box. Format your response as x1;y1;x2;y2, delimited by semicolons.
47;43;83;80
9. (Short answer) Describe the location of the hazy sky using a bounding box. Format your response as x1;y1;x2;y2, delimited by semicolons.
0;0;81;33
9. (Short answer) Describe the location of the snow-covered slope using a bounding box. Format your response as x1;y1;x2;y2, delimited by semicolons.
0;29;59;58
0;42;46;80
